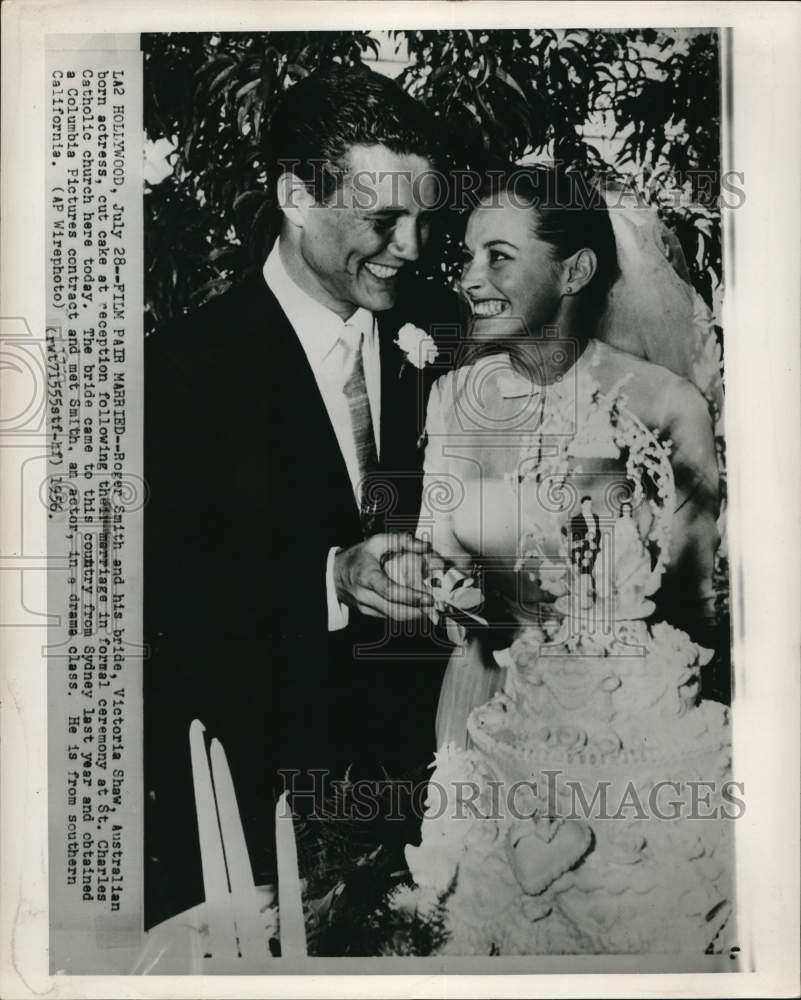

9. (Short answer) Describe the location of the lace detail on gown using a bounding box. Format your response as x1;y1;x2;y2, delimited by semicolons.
421;341;719;750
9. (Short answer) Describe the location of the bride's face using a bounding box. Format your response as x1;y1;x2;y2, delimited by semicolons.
461;193;567;340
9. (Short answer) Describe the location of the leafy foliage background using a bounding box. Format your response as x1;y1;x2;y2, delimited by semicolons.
143;29;721;334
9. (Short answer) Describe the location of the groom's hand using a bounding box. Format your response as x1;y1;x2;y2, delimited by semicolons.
333;533;435;622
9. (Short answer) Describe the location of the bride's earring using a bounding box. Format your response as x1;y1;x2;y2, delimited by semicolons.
565;284;573;295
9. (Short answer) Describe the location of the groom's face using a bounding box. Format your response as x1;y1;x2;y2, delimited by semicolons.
297;144;438;317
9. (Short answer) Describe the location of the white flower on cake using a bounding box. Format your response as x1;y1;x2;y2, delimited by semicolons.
394;323;439;369
651;621;713;667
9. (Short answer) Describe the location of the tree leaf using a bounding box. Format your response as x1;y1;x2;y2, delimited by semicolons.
209;62;239;97
235;78;260;101
194;54;235;79
233;189;268;210
495;66;526;100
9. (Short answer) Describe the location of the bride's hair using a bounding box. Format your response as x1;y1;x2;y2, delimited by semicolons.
474;163;619;319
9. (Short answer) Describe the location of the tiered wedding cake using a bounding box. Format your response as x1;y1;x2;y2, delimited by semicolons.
397;383;734;955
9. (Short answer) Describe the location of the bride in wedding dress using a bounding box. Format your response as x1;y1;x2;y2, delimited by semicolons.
418;164;722;750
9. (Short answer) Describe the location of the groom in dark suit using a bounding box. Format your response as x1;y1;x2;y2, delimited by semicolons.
143;65;459;926
569;495;602;572
569;495;602;607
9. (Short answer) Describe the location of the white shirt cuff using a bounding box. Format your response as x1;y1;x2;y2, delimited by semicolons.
326;546;349;632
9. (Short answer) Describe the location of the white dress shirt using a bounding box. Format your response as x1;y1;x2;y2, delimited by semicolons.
263;241;381;630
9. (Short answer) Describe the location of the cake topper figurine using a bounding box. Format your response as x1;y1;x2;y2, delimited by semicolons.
568;494;601;609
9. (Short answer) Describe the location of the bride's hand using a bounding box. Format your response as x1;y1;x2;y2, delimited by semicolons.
383;545;446;596
333;533;437;622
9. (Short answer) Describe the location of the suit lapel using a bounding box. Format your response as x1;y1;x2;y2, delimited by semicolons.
229;274;448;538
375;312;431;532
234;276;362;539
377;312;427;461
377;313;401;459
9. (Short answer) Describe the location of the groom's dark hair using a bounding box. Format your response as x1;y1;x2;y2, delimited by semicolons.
263;64;438;209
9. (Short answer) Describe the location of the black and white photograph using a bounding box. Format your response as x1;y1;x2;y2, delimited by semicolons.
2;1;800;995
140;25;736;967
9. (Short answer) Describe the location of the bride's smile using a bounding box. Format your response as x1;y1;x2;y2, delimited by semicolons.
460;190;574;341
469;297;510;318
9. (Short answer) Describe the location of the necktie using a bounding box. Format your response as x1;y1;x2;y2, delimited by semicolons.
341;325;379;533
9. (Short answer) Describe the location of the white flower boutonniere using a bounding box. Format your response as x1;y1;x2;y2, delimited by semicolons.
395;323;439;375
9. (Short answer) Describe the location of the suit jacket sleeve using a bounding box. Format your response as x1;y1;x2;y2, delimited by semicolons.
144;292;335;650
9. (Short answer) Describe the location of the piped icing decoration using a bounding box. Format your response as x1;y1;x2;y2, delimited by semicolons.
505;816;592;896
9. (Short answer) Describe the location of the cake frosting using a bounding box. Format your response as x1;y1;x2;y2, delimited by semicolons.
397;379;734;956
402;639;733;953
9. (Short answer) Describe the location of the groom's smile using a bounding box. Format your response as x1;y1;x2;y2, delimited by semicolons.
292;144;439;319
363;261;402;281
